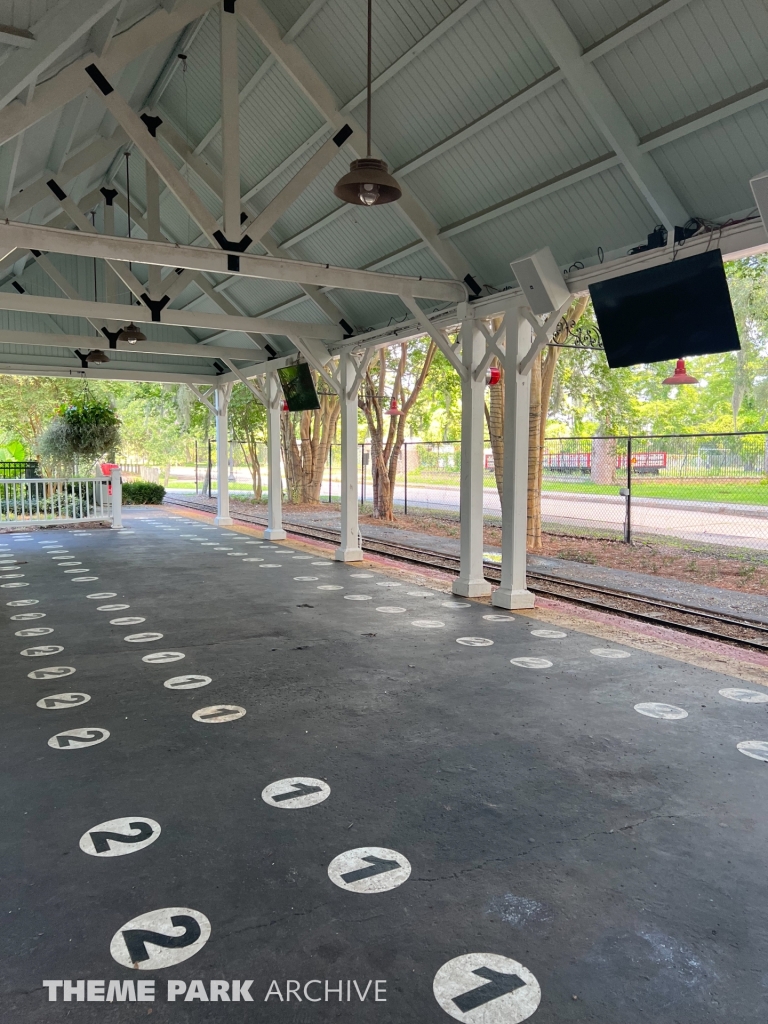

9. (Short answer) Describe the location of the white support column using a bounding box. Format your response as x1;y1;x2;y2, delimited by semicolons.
219;0;241;242
264;371;286;540
110;467;122;529
453;321;492;597
492;308;535;609
335;351;363;562
214;382;233;525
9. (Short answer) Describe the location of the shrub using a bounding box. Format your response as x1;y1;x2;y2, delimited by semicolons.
121;481;165;505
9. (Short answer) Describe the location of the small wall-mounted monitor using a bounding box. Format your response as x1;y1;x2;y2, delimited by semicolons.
589;249;740;368
277;362;320;411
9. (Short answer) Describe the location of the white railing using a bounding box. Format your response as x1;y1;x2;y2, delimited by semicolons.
0;469;122;529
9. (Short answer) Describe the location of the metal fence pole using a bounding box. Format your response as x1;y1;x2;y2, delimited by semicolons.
404;442;408;516
328;446;332;503
625;434;632;544
208;438;212;498
195;440;198;496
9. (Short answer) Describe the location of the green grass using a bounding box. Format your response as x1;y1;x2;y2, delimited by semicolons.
541;479;768;504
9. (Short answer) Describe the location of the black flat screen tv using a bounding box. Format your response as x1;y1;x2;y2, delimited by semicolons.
277;362;320;412
588;249;740;369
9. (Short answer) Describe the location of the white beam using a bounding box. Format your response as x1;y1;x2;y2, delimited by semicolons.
264;370;286;540
640;79;768;152
583;0;695;62
0;360;219;384
0;287;339;340
238;0;477;286
0;0;123;110
88;0;125;56
219;1;241;241
0;328;263;362
214;382;233;524
0;221;464;303
47;95;88;174
156;118;349;327
145;165;162;298
0;25;34;48
85;60;223;246
0;0;217;148
516;0;688;229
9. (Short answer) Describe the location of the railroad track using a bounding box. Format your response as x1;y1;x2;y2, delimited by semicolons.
164;494;768;653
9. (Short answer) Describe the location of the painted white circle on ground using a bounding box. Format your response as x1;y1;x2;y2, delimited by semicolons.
530;629;567;639
344;594;373;601
192;704;246;723
737;740;768;761
411;620;445;629
327;847;411;893
591;648;631;659
259;563;282;568
64;568;90;574
200;542;217;545
244;540;262;544
8;599;38;606
292;555;313;560
720;688;768;703
60;561;81;566
87;592;116;599
318;585;343;591
377;581;402;588
312;561;333;565
376;606;406;613
142;651;185;664
261;777;331;809
97;604;129;611
36;692;90;709
111;617;145;625
124;632;163;643
456;637;494;647
72;576;98;582
28;665;75;680
11;612;46;620
213;547;231;551
80;816;161;857
16;627;53;636
634;702;688;720
110;907;210;970
433;953;541;1023
510;657;552;669
48;727;109;750
2;582;28;587
164;675;212;690
442;601;471;608
350;572;374;578
294;576;319;581
226;551;247;556
21;645;63;657
243;557;263;562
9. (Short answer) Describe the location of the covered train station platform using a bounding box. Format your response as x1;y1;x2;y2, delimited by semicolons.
1;0;768;1020
3;508;768;1022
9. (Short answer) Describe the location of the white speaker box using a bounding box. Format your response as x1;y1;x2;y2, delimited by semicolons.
510;246;571;316
750;171;768;233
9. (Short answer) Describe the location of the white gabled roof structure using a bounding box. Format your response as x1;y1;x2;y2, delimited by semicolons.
0;0;765;384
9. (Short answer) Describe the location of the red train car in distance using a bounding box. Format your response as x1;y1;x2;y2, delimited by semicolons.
530;451;667;475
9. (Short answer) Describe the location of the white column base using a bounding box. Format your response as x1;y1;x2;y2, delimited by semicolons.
492;587;535;609
264;528;286;540
452;578;492;598
335;547;363;562
214;516;233;526
110;524;123;530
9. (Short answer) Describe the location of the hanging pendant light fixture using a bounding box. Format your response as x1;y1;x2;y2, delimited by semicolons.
384;396;402;416
663;358;699;385
334;0;401;207
85;349;110;364
117;322;147;345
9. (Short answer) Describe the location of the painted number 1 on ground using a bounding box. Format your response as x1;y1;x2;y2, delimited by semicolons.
433;954;541;1023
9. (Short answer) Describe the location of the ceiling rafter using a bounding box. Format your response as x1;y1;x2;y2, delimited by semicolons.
237;0;478;290
514;0;688;229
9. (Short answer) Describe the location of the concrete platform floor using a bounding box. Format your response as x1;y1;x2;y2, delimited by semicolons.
2;509;768;1023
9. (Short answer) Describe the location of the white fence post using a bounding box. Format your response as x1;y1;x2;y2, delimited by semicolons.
110;468;123;529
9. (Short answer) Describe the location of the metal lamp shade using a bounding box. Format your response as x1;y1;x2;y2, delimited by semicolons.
334;157;402;206
662;358;699;385
117;322;147;345
85;349;110;363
